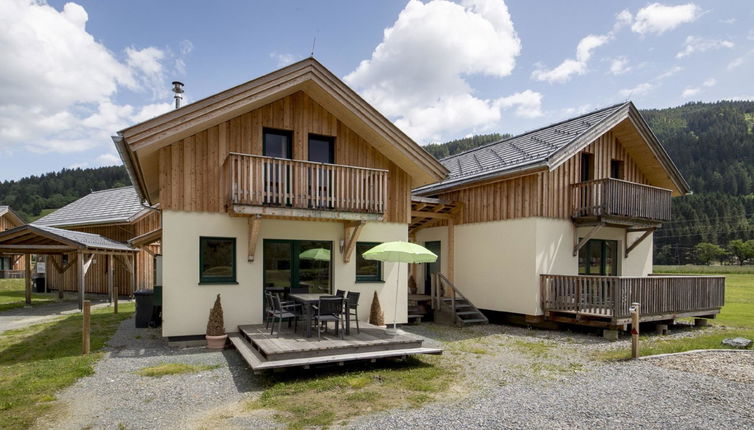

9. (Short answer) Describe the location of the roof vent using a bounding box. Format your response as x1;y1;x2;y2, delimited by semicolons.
172;81;185;109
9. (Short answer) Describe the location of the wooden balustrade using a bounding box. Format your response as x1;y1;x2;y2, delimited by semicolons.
224;153;389;215
540;274;725;324
571;178;672;223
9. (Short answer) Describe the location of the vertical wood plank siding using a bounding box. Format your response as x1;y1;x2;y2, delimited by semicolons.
158;91;411;223
436;131;651;224
540;274;725;323
45;211;161;295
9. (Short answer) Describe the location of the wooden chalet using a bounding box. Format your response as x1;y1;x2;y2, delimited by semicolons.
112;58;447;368
0;205;25;278
411;102;725;331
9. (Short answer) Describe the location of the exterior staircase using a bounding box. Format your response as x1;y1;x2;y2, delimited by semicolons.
432;273;488;326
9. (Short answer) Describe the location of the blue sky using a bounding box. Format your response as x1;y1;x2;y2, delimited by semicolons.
0;0;752;181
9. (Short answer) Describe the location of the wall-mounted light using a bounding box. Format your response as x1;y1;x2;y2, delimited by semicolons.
339;239;345;254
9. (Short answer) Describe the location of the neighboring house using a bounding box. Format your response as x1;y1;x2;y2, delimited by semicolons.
0;206;25;277
113;58;447;338
411;102;725;330
34;187;160;296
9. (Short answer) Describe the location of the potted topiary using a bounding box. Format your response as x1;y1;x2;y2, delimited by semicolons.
206;294;227;349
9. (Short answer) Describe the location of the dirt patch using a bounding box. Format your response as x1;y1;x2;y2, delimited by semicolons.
646;351;754;383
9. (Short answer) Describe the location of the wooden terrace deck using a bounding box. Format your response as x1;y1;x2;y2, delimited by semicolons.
229;323;442;373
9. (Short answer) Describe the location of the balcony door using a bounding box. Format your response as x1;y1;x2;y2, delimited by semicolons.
263;239;332;296
308;134;334;209
263;129;293;205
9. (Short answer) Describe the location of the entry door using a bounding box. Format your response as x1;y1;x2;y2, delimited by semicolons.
423;241;441;295
263;239;333;295
308;134;334;209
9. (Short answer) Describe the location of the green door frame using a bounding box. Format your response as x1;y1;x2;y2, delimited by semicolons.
262;239;334;292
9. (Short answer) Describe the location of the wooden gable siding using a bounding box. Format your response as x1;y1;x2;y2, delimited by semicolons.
46;211;161;295
437;131;650;224
158;91;411;223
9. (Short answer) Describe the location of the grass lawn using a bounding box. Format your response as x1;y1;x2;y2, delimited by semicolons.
0;303;133;430
599;266;754;360
0;279;60;312
246;356;453;429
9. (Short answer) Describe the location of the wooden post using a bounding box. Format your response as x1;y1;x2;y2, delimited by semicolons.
24;254;32;306
130;254;136;296
447;218;455;284
82;300;91;355
108;254;114;305
77;251;84;310
114;285;118;314
631;302;640;359
58;255;64;300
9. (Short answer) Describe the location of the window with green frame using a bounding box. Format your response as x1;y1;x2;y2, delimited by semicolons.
578;239;618;276
355;242;382;282
199;237;236;284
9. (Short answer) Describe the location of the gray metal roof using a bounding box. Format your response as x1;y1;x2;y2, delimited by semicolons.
32;225;136;252
35;186;147;227
414;103;629;194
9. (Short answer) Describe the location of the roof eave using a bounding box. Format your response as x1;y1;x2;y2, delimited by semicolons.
414;161;548;196
113;134;151;205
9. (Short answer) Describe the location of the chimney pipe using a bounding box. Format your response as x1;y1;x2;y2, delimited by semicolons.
172;81;184;109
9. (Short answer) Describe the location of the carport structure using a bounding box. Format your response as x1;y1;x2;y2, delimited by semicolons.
0;224;137;310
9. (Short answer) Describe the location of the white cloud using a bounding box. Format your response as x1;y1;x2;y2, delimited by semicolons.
495;90;543;118
0;0;189;156
609;57;631;75
676;36;734;58
95;153;121;166
631;3;701;35
532;34;609;83
613;9;633;32
703;78;717;87
727;50;754;70
270;52;296;68
345;0;526;142
657;66;683;80
619;82;654;98
681;87;700;98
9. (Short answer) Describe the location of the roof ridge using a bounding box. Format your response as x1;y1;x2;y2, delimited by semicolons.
440;102;630;162
90;186;135;194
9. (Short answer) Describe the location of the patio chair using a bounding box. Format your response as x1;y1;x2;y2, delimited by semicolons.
312;296;344;340
264;292;297;329
335;289;346;298
345;291;360;334
268;294;299;337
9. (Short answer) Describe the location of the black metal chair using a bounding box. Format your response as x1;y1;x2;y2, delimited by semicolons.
268;294;299;337
345;291;360;334
335;289;346;298
312;297;344;339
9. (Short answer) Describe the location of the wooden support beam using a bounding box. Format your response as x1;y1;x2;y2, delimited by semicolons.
448;218;455;283
108;254;114;306
82;300;91;355
573;223;604;256
410;210;453;220
625;228;655;258
130;254;136;296
0;244;71;251
342;221;366;263
77;251;84;310
24;254;31;306
247;215;262;262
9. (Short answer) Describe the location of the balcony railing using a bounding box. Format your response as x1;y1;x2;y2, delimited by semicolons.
571;178;672;223
224;153;389;215
541;274;725;324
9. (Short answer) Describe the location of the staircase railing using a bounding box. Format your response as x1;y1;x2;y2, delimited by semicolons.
432;273;488;325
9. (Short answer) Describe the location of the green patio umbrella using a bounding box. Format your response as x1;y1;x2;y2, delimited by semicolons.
299;248;331;293
362;241;437;331
298;248;331;261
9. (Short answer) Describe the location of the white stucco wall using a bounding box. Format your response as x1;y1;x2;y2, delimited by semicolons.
162;210;408;337
414;217;655;317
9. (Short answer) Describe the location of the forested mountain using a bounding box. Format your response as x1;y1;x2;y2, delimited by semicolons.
1;101;753;263
0;166;129;221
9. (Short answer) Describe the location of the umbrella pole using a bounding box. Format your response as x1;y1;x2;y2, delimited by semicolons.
393;262;401;331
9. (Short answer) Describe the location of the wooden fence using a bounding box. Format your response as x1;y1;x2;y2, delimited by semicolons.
0;270;24;279
541;274;725;324
225;153;389;214
571;178;672;222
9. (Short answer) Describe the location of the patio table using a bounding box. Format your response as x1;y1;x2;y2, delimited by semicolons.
289;293;334;338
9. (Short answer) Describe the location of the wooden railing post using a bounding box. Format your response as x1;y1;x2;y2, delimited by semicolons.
82;300;91;355
630;302;640;359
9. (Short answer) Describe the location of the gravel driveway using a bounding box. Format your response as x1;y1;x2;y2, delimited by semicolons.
37;318;754;429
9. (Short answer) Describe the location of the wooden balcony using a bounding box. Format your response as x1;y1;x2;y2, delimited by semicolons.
224;153;389;221
541;274;725;326
571;178;672;225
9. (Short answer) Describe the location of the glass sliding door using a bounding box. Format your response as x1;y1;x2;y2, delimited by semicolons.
263;239;332;295
578;239;619;275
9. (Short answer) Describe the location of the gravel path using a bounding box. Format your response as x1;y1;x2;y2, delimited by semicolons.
645;350;754;383
36;319;754;429
0;297;116;335
35;316;275;430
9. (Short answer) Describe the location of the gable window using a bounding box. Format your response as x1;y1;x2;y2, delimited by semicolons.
580;153;594;182
355;242;382;282
200;237;236;284
308;134;334;164
578;239;618;276
263;128;292;159
610;159;624;179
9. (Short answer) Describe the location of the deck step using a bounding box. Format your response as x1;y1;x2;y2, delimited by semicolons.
456;311;481;316
460;318;488;325
230;333;442;371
